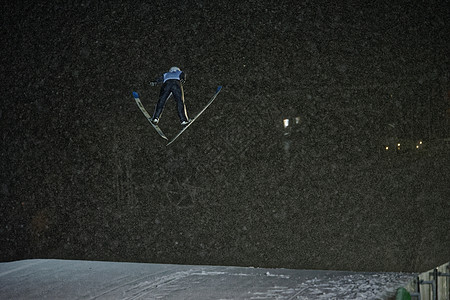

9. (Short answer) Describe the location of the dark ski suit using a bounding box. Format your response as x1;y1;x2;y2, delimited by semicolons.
151;70;189;123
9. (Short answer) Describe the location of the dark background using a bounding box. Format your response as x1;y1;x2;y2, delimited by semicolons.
1;1;448;272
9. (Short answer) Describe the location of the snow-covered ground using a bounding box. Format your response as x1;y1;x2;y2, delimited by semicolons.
0;259;415;299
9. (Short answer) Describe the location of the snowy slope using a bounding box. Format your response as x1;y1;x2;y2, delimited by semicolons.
0;259;415;299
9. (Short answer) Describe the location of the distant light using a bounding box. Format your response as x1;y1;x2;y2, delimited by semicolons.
416;145;419;149
419;141;423;145
397;143;401;147
283;119;289;128
385;146;389;151
295;116;301;124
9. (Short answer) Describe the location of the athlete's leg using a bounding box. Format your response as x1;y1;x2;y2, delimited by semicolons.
152;84;172;120
172;84;189;123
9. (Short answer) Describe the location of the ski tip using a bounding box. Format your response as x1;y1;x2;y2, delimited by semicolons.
132;91;139;98
216;86;223;92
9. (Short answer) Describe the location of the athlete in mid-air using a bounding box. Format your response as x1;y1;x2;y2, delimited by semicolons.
150;67;190;126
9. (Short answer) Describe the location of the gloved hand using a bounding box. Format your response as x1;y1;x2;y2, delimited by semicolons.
150;81;157;87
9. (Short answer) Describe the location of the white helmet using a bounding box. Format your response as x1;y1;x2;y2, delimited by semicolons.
169;66;180;72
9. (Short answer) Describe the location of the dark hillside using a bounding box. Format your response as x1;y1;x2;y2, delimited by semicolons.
1;1;448;272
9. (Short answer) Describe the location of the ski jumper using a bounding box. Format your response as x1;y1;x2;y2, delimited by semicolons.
152;70;189;123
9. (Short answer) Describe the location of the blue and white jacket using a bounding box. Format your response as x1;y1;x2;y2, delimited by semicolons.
154;70;186;85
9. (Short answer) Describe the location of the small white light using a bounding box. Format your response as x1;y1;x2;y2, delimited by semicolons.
283;119;289;128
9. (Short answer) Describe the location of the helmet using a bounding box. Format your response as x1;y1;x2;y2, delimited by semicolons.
169;66;180;72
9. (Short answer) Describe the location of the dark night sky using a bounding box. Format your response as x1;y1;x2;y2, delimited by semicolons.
1;1;449;273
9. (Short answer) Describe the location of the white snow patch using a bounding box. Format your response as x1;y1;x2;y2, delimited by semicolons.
0;260;415;299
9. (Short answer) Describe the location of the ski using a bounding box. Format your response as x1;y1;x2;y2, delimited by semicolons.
132;91;168;140
167;86;223;146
